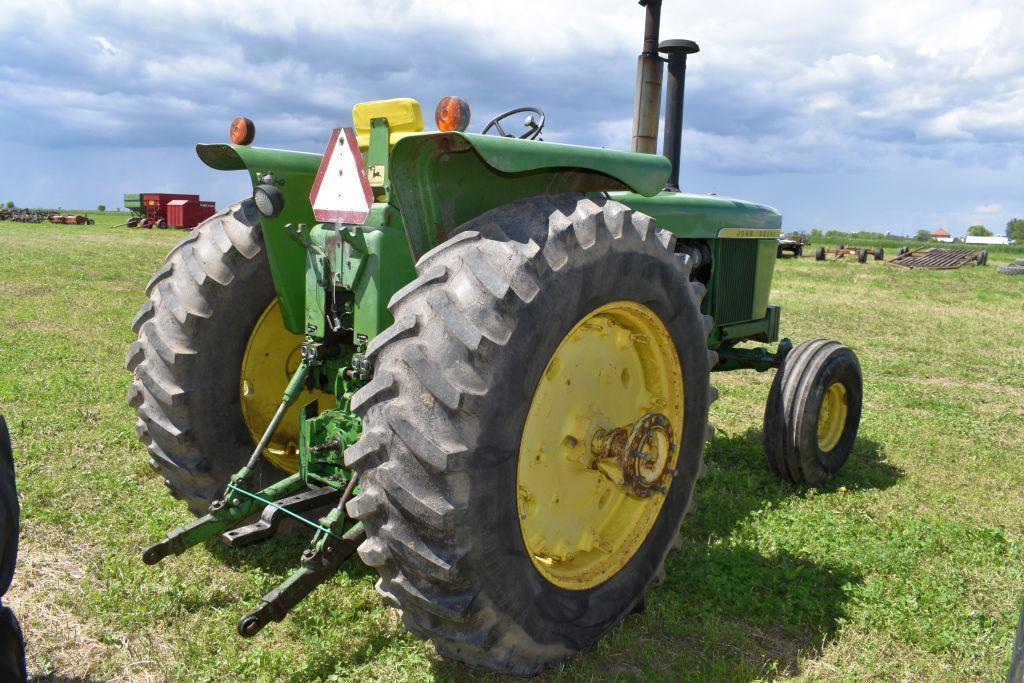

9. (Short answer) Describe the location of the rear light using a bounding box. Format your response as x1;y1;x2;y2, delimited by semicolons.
434;96;471;132
253;184;284;218
230;117;256;145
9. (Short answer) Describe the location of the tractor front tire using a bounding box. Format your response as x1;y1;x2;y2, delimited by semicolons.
346;194;716;675
763;339;862;485
126;200;280;514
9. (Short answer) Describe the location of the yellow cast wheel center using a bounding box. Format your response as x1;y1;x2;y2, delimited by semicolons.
517;301;684;591
817;381;848;452
240;299;334;472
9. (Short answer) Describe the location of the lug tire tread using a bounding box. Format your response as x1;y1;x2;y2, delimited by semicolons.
126;200;273;514
345;194;715;675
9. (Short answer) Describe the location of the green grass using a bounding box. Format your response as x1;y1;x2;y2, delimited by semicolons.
1;219;1023;681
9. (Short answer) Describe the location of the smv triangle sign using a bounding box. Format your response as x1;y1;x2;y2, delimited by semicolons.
310;127;374;224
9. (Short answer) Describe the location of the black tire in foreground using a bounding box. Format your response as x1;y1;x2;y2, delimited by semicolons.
977;250;988;266
998;264;1024;276
126;200;280;515
815;247;826;261
763;339;862;485
1010;596;1024;683
857;248;868;264
345;194;716;675
873;247;884;261
0;416;26;683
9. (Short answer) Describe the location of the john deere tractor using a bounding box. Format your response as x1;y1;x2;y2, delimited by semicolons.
129;1;862;674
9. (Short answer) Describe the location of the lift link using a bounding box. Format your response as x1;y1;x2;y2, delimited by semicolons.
142;357;319;566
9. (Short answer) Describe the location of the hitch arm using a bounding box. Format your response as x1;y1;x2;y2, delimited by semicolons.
141;473;305;565
237;522;365;637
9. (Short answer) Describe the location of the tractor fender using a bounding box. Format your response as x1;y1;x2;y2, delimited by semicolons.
195;144;321;333
388;132;671;260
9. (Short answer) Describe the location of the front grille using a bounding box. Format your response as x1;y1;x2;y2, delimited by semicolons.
712;240;758;325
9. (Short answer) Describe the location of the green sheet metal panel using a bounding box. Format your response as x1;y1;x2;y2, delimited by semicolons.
610;190;782;239
389;132;671;259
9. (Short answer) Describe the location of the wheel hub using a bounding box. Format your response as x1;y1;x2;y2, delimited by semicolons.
817;381;848;452
240;299;335;472
590;413;675;498
517;301;684;590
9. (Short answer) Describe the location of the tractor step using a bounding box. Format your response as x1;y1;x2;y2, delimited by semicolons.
221;485;341;548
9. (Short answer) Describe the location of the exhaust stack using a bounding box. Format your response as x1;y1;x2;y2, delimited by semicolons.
630;1;700;190
630;0;664;154
659;39;699;191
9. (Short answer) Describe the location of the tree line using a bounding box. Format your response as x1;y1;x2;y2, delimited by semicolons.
802;219;1022;243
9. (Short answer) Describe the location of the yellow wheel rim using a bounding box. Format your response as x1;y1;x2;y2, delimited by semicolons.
817;381;848;452
517;301;684;591
240;299;335;472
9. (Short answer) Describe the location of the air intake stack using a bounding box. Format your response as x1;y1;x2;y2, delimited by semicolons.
630;0;664;155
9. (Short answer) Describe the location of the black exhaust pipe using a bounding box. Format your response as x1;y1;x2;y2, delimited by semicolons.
659;39;699;191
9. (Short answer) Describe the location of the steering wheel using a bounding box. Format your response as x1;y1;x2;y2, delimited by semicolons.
480;107;545;140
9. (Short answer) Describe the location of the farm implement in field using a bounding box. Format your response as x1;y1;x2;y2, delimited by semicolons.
47;214;94;225
814;244;884;263
131;1;864;675
3;210;46;223
777;233;808;257
124;192;215;229
888;246;988;269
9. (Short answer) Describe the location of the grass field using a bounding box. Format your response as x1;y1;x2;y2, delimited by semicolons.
1;215;1023;682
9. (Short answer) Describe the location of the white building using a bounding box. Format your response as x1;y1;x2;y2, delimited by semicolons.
964;235;1011;245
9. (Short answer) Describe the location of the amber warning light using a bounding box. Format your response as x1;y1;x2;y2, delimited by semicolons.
434;96;471;132
229;117;255;145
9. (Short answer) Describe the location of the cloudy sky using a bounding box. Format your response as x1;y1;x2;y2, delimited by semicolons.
1;0;1021;236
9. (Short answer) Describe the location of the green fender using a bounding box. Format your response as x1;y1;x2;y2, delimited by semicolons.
196;135;670;334
388;132;671;260
196;143;321;333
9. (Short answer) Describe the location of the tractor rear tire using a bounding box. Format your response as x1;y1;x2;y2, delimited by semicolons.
763;339;862;485
126;199;280;514
345;194;716;676
815;247;825;261
777;244;784;258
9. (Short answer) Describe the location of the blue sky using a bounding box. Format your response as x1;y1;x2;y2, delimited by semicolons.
1;0;1021;237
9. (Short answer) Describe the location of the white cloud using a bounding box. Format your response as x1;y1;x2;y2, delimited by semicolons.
974;204;1003;214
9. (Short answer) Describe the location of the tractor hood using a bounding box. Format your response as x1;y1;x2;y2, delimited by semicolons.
389;132;672;259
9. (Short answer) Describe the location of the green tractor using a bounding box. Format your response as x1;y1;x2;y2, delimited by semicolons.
130;1;862;674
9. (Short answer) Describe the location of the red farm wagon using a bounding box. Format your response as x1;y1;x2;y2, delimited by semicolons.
125;193;216;229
